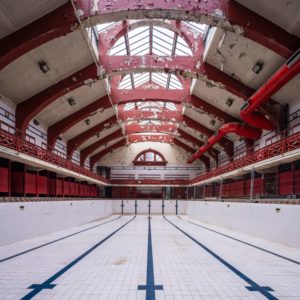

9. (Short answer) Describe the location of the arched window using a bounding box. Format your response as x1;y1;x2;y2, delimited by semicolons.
133;149;167;166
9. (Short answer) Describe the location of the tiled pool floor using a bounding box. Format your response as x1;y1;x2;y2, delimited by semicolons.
0;215;299;300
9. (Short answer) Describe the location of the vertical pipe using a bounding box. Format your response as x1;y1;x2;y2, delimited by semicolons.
250;167;255;201
292;162;296;195
8;160;11;197
175;199;178;215
121;199;124;215
219;178;223;200
135;199;137;215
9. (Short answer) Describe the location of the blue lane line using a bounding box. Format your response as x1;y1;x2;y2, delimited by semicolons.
138;217;163;300
177;216;300;265
0;215;122;263
164;216;277;300
21;216;135;300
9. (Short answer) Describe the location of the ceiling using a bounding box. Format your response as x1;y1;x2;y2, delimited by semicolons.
0;0;299;168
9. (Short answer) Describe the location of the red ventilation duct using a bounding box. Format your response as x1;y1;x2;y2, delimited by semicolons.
188;49;300;164
187;123;261;163
241;49;300;130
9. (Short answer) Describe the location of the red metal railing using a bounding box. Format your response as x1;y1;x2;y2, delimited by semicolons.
0;128;108;184
191;131;300;184
0;126;299;186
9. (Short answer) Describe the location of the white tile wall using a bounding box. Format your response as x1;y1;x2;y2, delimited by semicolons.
110;199;188;215
186;200;300;248
0;200;113;246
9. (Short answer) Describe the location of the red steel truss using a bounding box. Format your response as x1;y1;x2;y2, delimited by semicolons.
67;115;118;157
1;0;297;70
80;129;124;166
48;96;111;148
128;134;174;144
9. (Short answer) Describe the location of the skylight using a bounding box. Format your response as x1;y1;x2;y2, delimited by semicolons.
118;72;183;89
124;101;177;112
109;25;192;57
97;22;117;33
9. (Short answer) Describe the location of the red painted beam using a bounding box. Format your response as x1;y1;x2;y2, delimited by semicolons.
0;3;77;70
128;134;174;144
188;94;238;123
100;55;200;78
14;61;253;137
2;1;298;70
113;88;237;124
173;138;210;169
48;96;111;148
94;0;299;58
80;129;123;166
67;115;118;157
177;128;219;162
93;0;228;25
228;1;300;59
111;88;186;104
102;56;256;100
90;138;127;169
16;63;97;137
119;109;183;122
125;124;177;134
183;115;233;158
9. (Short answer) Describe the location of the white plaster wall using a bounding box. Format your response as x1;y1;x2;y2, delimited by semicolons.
110;165;199;180
186;201;300;248
0;200;113;246
111;199;187;215
99;142;201;166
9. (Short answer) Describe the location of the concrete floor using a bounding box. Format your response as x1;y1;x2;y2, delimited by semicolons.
0;215;299;300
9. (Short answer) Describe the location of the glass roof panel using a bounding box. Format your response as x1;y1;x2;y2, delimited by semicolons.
124;101;177;112
108;24;192;57
97;22;117;33
118;72;183;90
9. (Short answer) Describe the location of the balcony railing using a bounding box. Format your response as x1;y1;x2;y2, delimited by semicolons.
0;123;300;186
0;128;108;184
191;130;300;185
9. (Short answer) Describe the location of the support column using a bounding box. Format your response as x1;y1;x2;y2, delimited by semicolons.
219;178;223;200
148;199;151;216
250;167;255;201
121;199;124;215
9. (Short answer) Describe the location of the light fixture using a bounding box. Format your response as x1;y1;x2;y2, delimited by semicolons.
85;119;91;126
68;98;76;106
210;119;216;126
38;61;50;74
226;98;234;107
252;61;264;74
33;119;40;126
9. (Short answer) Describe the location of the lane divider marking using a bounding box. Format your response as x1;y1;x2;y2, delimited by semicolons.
177;216;300;265
164;216;277;300
0;215;122;263
138;217;163;300
20;216;135;300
